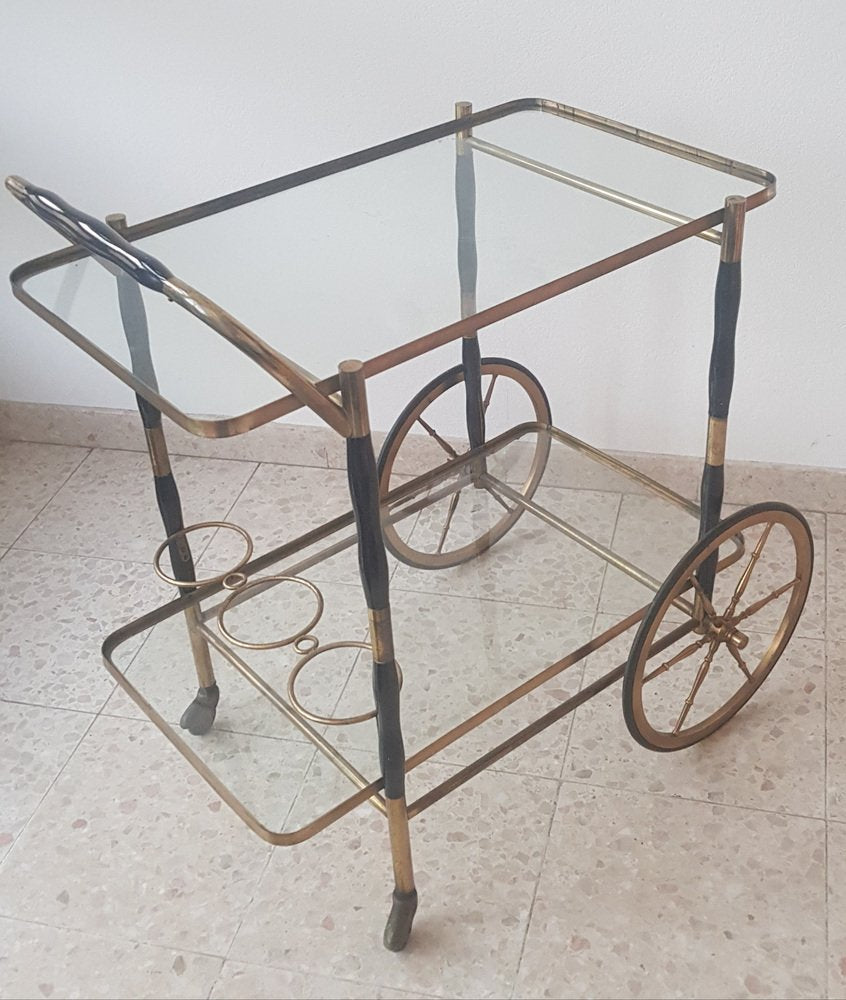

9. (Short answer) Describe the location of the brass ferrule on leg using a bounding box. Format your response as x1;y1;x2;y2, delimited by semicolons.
386;796;415;894
705;416;728;467
185;604;215;687
455;100;472;149
368;607;395;663
338;360;370;438
105;212;128;233
720;195;746;264
144;423;172;477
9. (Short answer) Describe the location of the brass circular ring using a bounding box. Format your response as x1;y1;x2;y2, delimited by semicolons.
222;572;248;591
287;641;403;726
293;634;320;654
217;575;324;651
153;521;253;588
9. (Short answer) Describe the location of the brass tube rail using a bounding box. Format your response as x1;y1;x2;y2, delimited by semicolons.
466;137;723;245
546;426;699;515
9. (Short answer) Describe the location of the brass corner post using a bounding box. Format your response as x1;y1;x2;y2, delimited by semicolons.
720;194;746;265
338;359;417;951
696;195;747;607
106;211;217;729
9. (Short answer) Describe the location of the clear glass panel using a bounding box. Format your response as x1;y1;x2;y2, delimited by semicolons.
21;108;764;424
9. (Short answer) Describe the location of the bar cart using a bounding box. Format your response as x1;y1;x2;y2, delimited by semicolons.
6;98;812;952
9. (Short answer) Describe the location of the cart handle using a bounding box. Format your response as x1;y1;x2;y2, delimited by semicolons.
5;175;172;292
5;174;352;436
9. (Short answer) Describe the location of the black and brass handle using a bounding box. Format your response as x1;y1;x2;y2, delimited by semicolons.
5;174;350;434
5;175;172;292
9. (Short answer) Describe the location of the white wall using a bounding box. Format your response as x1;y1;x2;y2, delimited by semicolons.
1;0;844;467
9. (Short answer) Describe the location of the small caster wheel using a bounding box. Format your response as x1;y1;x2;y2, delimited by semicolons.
383;888;418;952
179;683;219;735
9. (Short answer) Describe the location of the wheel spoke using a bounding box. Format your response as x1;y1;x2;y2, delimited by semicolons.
725;641;754;683
416;416;459;459
723;521;774;620
481;480;514;514
672;639;720;734
731;577;801;626
482;374;499;414
436;490;462;554
643;635;711;684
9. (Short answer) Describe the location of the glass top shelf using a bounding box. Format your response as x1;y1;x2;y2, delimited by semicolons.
12;99;773;437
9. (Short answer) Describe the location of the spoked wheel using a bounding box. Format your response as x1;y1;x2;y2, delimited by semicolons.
377;357;551;569
623;502;813;752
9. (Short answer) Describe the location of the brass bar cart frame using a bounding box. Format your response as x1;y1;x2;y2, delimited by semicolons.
7;97;811;953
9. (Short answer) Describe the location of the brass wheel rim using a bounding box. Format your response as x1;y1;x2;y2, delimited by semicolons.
379;360;550;569
626;505;813;751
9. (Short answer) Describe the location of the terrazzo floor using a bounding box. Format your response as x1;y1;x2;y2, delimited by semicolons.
0;438;844;999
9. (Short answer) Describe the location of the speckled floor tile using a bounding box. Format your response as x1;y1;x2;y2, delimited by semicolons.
0;715;270;954
565;615;825;817
0;916;223;1000
0;701;92;861
391;485;620;612
828;514;846;642
210;962;434;1000
0;441;89;546
155;727;316;834
327;590;594;780
209;960;433;999
597;493;700;619
0;401;337;469
14;448;256;565
540;438;685;495
196;462;369;587
712;459;846;516
827;642;846;822
516;784;826;999
231;764;557;998
103;580;370;743
0;432;838;1000
598;452;846;515
0;549;163;712
828;822;846;999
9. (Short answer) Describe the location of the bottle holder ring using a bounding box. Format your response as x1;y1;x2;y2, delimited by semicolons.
153;521;254;588
287;641;404;726
217;575;325;651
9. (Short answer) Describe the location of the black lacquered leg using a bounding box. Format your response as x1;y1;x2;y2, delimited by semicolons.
697;196;746;601
340;360;417;952
139;398;218;734
108;213;217;733
455;101;486;464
